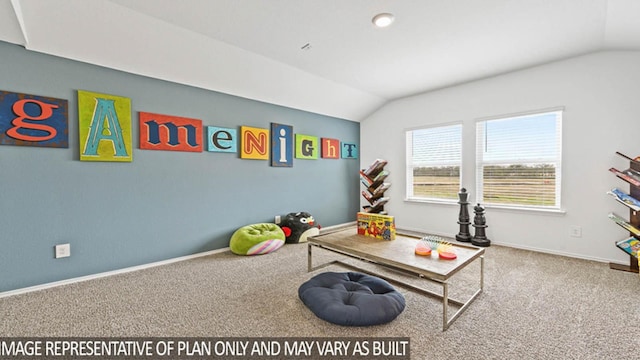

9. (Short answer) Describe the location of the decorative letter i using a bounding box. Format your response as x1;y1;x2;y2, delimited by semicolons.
279;128;287;162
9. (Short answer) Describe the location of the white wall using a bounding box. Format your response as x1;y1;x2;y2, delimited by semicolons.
361;51;640;264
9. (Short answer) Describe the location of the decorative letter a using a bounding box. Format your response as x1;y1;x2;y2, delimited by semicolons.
83;98;128;157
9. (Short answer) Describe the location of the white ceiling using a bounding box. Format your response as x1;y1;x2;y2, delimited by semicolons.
1;0;640;121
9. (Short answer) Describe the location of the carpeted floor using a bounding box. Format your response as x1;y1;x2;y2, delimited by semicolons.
1;240;638;359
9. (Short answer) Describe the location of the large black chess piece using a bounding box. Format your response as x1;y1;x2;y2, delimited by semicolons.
472;203;491;247
455;188;472;242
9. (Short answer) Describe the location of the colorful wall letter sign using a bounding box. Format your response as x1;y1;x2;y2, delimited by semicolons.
240;126;269;160
139;112;202;152
341;142;358;159
321;138;340;159
270;123;293;167
78;90;132;162
0;90;69;148
207;126;237;153
295;134;318;160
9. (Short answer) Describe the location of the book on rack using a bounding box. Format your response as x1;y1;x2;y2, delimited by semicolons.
371;196;389;207
361;190;373;202
363;159;388;177
360;172;374;187
616;151;640;164
615;237;640;258
371;182;391;197
607;188;640;212
362;200;388;214
608;212;640;237
609;167;640;187
363;189;388;204
357;212;396;240
372;170;390;183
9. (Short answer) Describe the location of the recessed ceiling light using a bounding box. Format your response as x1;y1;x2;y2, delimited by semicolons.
372;13;394;28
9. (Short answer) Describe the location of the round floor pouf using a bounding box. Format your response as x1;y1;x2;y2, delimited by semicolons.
298;272;405;326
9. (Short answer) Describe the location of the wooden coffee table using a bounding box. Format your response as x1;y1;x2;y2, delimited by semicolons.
307;225;485;331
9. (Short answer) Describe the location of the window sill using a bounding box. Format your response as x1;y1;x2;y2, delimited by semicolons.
404;198;567;215
482;203;566;215
404;197;459;206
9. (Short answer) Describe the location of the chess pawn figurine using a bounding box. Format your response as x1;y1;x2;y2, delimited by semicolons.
456;188;472;242
472;203;491;247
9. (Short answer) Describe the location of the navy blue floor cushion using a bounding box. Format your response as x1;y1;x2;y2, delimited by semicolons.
298;272;406;326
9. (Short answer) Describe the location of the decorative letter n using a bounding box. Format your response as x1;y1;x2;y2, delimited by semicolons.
244;131;267;155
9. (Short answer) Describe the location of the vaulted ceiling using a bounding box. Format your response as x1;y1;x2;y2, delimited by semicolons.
1;0;640;121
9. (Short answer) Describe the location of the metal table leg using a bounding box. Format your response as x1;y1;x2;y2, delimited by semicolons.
442;282;449;331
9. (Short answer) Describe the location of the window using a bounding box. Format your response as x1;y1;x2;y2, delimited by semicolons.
476;109;562;210
406;123;462;201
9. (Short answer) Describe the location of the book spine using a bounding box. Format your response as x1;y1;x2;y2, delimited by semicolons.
625;168;640;181
363;159;387;176
616;151;640;165
360;171;373;186
608;212;640;236
371;197;389;207
373;170;389;183
363;161;380;175
608;188;640;211
372;182;391;197
609;168;640;187
615;237;640;258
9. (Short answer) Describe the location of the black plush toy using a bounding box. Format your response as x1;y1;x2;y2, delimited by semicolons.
279;212;320;244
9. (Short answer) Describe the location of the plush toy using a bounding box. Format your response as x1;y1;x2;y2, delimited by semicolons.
279;211;321;244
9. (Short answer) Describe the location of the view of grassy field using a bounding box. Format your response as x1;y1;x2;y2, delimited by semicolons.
412;175;555;206
412;176;460;200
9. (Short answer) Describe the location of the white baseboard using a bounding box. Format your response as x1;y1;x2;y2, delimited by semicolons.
397;225;613;264
0;247;230;299
4;222;614;299
489;241;612;264
1;222;357;299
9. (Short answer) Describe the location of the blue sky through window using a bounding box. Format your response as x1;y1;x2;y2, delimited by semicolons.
482;112;559;162
411;124;461;165
410;111;560;165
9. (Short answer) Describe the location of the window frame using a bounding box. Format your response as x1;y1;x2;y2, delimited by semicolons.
405;122;463;204
475;108;563;212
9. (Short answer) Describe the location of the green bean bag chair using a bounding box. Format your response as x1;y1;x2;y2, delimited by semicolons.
230;223;286;255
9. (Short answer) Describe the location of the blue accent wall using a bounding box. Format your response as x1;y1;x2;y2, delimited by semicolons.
0;41;360;292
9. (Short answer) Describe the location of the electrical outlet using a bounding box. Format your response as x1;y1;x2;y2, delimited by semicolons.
570;226;582;238
275;215;281;224
55;243;71;258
